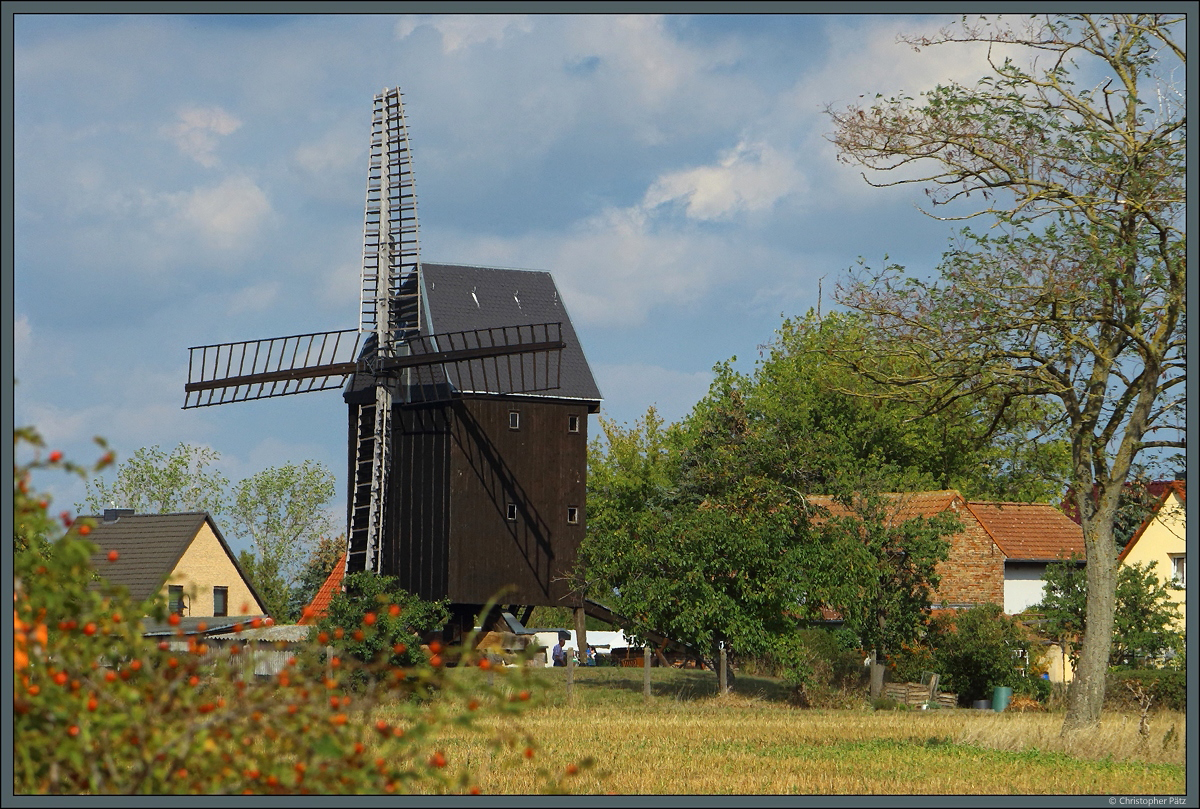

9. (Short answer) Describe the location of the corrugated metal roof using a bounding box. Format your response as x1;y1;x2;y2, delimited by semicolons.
421;263;602;406
965;501;1086;561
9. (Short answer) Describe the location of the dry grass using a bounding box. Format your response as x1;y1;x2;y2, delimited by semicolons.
382;666;1185;795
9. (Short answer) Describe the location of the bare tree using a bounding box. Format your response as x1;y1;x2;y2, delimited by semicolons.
826;14;1184;732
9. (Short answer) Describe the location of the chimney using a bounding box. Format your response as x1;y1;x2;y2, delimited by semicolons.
103;508;135;523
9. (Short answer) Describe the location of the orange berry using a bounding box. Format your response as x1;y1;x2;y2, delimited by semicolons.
363;612;377;626
429;640;443;655
67;724;80;737
430;655;443;667
129;659;141;671
168;614;181;627
249;618;262;629
330;657;341;669
82;623;96;636
302;606;315;620
519;689;531;701
354;742;365;755
334;628;344;640
353;630;364;642
78;524;91;536
375;720;390;734
524;746;534;760
330;713;348;726
429;751;447;768
196;622;207;633
317;632;329;644
104;670;116;683
107;550;119;563
168;658;178;668
470;787;481;795
388;604;400;617
188;675;200;688
392;643;407;656
53;671;68;686
111;613;121;623
27;684;40;696
49;451;62;463
566;763;579;775
467;699;479;711
478;658;492;671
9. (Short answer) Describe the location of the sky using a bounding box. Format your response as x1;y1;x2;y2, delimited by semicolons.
12;11;1054;555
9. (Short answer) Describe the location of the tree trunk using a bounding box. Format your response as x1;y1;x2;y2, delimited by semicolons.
1062;491;1121;733
869;649;885;701
573;607;587;665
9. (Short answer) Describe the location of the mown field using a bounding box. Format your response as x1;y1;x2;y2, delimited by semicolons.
375;666;1186;795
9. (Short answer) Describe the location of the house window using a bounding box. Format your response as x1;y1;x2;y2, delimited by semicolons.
168;585;185;616
213;586;228;617
509;411;520;430
1172;555;1185;588
567;506;579;525
568;414;580;433
507;503;518;521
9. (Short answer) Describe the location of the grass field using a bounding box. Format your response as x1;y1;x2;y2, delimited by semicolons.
377;666;1187;795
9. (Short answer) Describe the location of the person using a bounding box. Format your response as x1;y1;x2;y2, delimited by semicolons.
586;646;596;666
552;635;568;667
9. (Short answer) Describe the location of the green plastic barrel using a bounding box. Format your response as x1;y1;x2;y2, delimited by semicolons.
992;686;1013;712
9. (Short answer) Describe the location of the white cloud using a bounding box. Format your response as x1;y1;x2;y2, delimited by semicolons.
163;105;242;167
642;140;806;221
395;14;533;54
169;175;272;250
227;281;281;315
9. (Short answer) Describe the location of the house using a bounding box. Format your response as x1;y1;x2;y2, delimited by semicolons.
806;491;1085;612
1117;481;1185;632
965;501;1087;615
87;509;267;620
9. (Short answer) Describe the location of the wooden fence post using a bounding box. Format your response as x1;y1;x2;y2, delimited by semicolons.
566;656;575;704
719;644;728;696
643;645;652;701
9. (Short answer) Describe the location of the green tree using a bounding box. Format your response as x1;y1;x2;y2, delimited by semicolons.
289;533;347;618
579;412;813;677
928;603;1034;704
1035;559;1182;669
228;461;337;622
78;443;228;517
828;14;1185;731
813;488;959;699
316;572;450;684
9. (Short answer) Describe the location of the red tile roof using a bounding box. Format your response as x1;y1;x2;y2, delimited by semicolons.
964;501;1086;561
1117;481;1186;564
299;551;346;625
806;490;966;525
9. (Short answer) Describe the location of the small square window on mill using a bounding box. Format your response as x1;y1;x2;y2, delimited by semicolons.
507;503;518;521
568;414;580;433
567;506;579;524
509;411;520;430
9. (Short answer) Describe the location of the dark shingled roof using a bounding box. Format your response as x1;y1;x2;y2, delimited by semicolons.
422;263;602;407
346;264;601;409
84;512;263;609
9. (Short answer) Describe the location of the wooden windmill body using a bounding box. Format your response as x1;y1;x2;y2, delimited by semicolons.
184;89;600;627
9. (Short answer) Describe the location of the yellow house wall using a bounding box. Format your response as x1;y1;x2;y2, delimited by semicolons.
164;521;264;617
1120;492;1186;632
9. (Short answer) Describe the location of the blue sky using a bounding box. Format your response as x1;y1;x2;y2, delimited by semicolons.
14;12;1029;555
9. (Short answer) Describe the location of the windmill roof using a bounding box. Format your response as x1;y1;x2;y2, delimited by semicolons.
964;501;1086;561
84;512;263;607
300;550;347;625
420;263;602;408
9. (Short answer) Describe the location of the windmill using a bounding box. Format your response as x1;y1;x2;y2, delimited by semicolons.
184;89;599;630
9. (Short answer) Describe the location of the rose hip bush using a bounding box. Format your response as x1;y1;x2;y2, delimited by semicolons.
14;428;578;794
